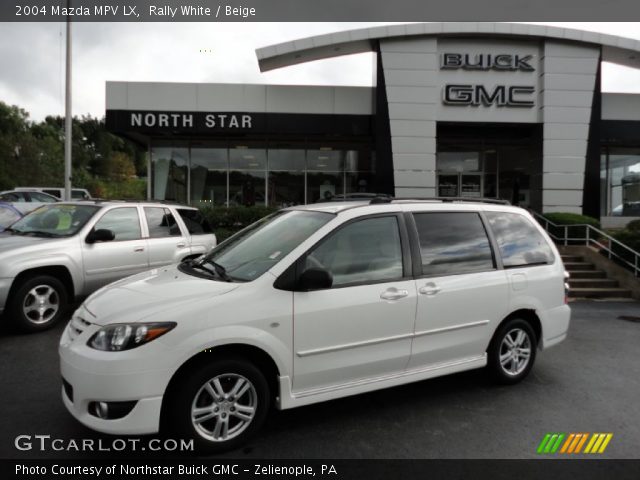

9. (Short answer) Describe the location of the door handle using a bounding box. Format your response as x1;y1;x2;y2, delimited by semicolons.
133;246;145;252
380;287;409;301
419;282;441;296
176;242;186;248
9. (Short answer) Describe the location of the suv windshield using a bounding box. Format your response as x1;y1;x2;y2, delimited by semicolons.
187;210;333;282
7;204;100;237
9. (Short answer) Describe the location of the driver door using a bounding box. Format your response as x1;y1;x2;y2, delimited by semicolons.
292;214;417;392
82;207;149;292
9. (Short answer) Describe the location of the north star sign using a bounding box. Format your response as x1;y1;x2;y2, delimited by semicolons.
441;52;536;107
129;112;253;129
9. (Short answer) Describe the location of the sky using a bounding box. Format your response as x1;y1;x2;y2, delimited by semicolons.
1;22;640;121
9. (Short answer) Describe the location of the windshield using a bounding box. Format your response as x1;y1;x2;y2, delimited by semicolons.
8;204;100;237
195;210;333;282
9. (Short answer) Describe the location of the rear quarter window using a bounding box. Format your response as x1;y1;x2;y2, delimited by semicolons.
412;212;495;276
177;209;213;234
485;211;554;268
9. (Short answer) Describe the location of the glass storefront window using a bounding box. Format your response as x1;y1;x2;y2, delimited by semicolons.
268;149;305;207
602;147;640;217
151;145;188;204
190;148;228;206
229;147;267;206
307;149;343;202
149;142;374;207
345;150;375;195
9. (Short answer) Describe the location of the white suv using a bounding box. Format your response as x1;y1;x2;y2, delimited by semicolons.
59;199;570;451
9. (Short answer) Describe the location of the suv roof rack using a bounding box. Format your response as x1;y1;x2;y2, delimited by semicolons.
369;196;511;205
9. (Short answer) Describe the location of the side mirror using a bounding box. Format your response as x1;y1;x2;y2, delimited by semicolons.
86;228;115;244
298;267;333;291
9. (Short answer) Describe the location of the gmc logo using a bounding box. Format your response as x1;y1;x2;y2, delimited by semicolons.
443;85;535;107
441;53;535;72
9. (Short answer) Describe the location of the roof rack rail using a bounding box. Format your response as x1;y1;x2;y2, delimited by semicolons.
369;196;511;205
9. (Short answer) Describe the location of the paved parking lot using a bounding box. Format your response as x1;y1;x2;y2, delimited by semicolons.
0;301;639;459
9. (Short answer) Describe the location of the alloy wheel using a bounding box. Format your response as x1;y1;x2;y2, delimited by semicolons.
190;373;258;442
499;328;532;376
22;284;59;324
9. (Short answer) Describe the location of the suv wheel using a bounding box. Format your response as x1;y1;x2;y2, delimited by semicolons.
487;318;537;384
165;358;270;452
8;275;68;333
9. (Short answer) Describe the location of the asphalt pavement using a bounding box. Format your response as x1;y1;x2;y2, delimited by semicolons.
0;301;638;459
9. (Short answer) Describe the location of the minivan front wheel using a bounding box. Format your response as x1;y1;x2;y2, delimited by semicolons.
166;359;270;452
487;318;537;384
8;275;68;332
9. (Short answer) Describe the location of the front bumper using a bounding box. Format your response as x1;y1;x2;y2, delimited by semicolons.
59;318;175;435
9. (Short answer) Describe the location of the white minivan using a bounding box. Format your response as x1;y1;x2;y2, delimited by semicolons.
59;199;570;451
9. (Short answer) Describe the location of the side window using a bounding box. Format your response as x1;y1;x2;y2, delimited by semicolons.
304;216;403;287
177;208;213;235
30;192;57;203
94;207;141;241
0;193;21;202
42;189;62;199
413;212;494;276
485;211;554;268
144;207;182;238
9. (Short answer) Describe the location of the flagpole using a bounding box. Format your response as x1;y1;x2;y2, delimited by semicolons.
64;0;72;201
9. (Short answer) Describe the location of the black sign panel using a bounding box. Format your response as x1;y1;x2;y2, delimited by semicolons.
105;110;373;137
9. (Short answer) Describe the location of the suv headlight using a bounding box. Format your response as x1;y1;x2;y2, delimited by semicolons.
88;322;176;351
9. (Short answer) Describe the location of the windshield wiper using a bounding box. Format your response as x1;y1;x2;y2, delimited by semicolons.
197;259;234;282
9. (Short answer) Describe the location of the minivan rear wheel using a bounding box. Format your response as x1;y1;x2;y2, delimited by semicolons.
165;358;270;453
487;318;537;384
8;275;68;333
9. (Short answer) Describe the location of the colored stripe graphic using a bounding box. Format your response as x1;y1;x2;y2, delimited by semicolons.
585;433;613;454
538;433;613;454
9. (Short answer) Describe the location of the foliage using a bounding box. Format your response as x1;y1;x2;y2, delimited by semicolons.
542;212;601;229
611;222;640;253
199;205;278;241
0;100;144;198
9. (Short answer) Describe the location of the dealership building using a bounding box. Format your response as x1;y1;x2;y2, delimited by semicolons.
105;22;640;227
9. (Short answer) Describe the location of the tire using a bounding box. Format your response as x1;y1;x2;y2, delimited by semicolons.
487;318;537;385
164;358;270;453
8;274;69;333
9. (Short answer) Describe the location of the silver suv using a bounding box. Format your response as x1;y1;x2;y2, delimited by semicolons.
0;201;216;332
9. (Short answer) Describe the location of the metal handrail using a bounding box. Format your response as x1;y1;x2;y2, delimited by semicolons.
530;211;640;277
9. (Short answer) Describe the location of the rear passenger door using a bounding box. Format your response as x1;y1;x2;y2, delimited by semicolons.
405;209;509;370
143;207;191;268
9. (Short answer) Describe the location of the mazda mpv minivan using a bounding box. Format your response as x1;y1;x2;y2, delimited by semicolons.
59;198;570;451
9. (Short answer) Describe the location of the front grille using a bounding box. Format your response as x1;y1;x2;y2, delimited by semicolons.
62;378;73;403
67;315;92;342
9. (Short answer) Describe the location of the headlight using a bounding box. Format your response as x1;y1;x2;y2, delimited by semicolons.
87;322;176;351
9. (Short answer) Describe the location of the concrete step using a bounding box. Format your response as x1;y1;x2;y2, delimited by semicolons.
569;288;632;299
561;255;584;263
564;262;595;271
568;270;607;279
569;278;619;289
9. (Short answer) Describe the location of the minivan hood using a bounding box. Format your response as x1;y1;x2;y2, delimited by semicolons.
84;265;240;326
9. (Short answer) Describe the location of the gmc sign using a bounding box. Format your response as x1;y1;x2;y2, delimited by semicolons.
443;85;535;107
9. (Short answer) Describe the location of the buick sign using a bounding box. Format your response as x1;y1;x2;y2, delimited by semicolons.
441;53;535;71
